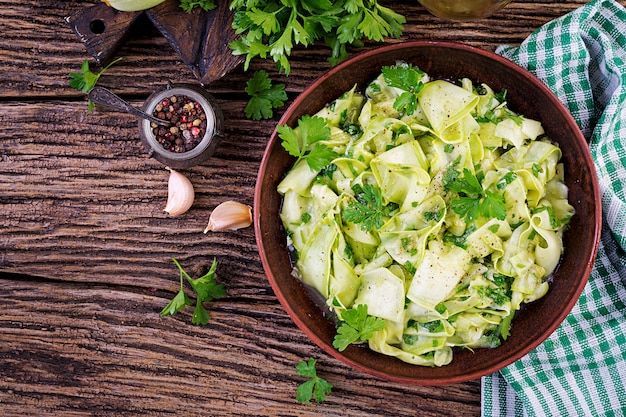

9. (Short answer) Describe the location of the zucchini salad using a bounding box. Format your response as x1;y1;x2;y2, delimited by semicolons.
277;63;574;366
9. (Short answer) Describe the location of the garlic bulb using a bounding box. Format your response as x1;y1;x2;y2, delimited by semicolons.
204;201;252;233
164;168;194;217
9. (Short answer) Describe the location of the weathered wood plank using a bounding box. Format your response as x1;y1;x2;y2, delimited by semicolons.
0;0;608;98
0;279;481;416
0;99;268;289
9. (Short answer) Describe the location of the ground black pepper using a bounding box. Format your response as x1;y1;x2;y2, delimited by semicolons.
151;94;208;153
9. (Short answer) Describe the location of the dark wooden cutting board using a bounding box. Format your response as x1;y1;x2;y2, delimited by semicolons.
65;0;243;85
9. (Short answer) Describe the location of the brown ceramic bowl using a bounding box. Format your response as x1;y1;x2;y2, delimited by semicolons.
254;41;601;385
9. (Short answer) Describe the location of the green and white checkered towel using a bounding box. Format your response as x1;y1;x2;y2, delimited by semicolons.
482;0;626;415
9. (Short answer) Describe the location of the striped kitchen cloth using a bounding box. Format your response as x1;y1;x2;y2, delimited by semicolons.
482;0;626;415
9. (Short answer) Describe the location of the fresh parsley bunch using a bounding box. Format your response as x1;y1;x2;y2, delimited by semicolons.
229;0;406;75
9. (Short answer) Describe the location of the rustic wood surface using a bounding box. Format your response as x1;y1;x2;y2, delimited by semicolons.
1;0;620;415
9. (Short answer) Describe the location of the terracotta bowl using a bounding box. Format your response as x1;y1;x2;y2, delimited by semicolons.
254;41;601;385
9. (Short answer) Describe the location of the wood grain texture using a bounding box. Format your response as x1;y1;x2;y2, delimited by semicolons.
2;0;623;415
0;279;480;416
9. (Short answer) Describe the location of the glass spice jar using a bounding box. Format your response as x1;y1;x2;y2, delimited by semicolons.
418;0;513;21
139;83;224;169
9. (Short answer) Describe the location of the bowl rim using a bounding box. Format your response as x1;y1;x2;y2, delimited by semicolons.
254;40;602;385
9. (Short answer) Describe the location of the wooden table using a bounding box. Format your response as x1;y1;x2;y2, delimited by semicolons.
1;1;616;415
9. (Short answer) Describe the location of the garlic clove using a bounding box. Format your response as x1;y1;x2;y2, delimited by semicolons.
204;201;252;233
164;167;194;217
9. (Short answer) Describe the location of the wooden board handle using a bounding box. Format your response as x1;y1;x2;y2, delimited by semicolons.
65;3;143;66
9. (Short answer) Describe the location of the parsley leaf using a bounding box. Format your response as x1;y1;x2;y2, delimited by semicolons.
343;183;397;231
442;167;482;196
443;166;506;222
69;57;123;111
159;283;194;317
481;190;507;220
179;0;217;12
160;258;226;325
295;358;333;404
305;143;340;171
332;304;386;351
381;64;426;115
244;70;287;120
278;115;338;171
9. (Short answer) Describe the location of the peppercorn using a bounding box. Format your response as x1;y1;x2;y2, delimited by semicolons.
151;94;208;154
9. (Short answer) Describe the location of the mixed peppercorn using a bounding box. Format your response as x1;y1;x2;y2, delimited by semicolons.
151;94;207;153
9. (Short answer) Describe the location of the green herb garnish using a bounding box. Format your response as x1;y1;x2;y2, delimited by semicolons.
278;115;338;171
381;64;426;115
160;258;226;325
443;166;506;222
504;109;524;126
244;70;288;120
332;304;386;351
343;183;397;231
532;205;561;229
179;0;217;12
69;57;122;111
295;358;333;404
494;89;508;103
496;171;518;190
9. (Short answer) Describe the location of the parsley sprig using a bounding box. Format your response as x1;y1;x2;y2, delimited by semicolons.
69;57;122;111
160;258;226;325
381;64;426;115
343;183;397;231
442;166;506;222
245;70;288;120
229;0;406;75
295;358;333;404
179;0;217;12
278;115;338;171
332;304;386;351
